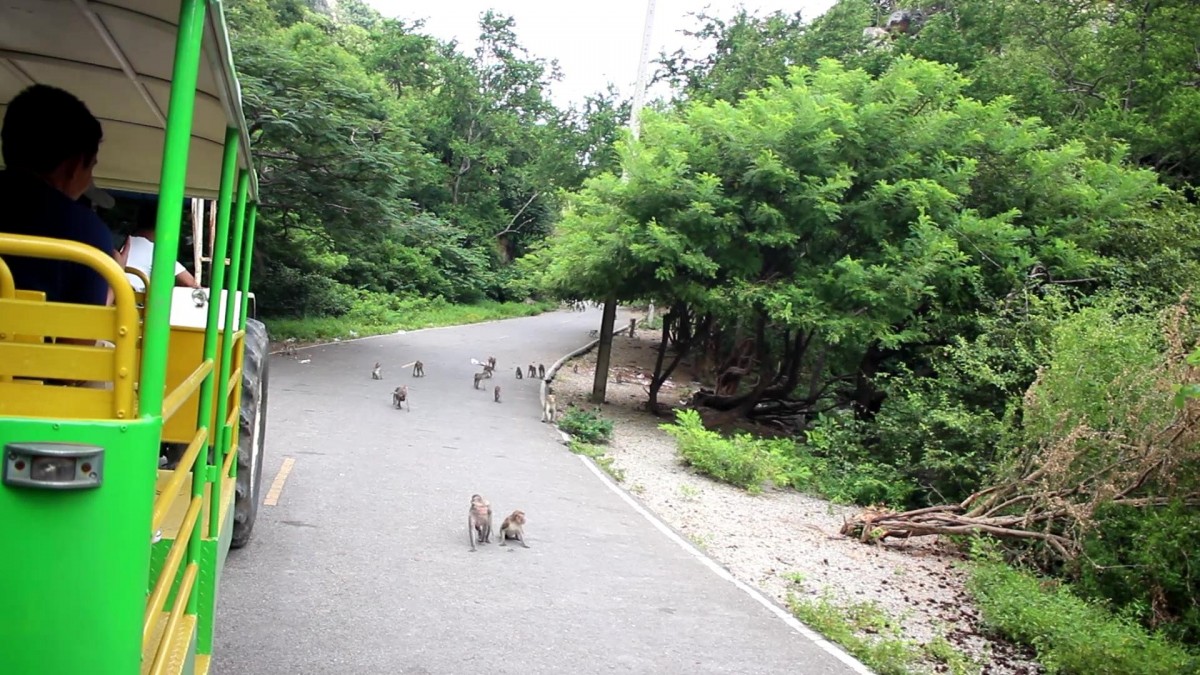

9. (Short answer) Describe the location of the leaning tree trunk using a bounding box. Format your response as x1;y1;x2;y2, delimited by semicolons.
590;294;619;405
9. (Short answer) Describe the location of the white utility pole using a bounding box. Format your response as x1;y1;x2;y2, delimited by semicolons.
630;0;657;324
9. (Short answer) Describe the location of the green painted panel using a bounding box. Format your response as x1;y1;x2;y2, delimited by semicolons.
0;417;161;674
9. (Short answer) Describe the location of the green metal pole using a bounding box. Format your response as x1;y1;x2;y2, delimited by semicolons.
237;202;258;329
191;127;240;584
208;171;249;537
139;0;207;418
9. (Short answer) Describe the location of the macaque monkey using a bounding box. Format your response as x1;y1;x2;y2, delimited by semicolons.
473;372;486;389
542;394;557;423
371;362;382;380
527;364;537;378
468;494;493;552
494;385;502;403
515;367;524;380
487;356;496;370
498;510;530;548
572;363;579;374
537;364;546;380
282;337;298;357
629;318;637;339
391;385;409;411
412;360;424;377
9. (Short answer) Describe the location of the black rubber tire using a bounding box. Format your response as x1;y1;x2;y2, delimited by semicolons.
231;317;270;549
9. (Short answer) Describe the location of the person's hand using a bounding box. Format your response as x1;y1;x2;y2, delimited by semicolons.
113;241;130;269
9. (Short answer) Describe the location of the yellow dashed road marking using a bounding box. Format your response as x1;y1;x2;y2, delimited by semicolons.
263;457;295;506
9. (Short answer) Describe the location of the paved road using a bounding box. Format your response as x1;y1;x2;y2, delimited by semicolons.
213;308;864;675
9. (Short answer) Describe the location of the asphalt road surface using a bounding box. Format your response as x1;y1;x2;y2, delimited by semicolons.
213;307;867;675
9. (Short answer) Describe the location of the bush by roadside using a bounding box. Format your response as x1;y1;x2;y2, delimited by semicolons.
557;407;614;444
967;541;1198;675
263;294;556;342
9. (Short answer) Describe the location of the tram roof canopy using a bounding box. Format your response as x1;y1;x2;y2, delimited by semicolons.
0;0;258;201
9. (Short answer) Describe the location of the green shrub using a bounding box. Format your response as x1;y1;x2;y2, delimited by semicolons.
1076;501;1200;645
557;407;614;444
967;542;1198;675
659;409;790;492
787;413;917;506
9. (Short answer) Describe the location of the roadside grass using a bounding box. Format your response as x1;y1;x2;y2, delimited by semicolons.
557;407;614;444
966;541;1199;675
263;299;556;342
787;592;980;675
569;440;625;483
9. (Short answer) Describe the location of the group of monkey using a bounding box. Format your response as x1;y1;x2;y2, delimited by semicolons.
369;356;559;423
367;359;539;551
468;493;529;552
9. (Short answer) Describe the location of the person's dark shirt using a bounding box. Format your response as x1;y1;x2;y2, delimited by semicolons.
0;169;111;305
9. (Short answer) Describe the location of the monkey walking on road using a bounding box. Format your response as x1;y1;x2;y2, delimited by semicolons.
400;360;424;377
498;510;530;549
537;363;546;380
391;385;409;411
468;494;493;552
527;364;537;378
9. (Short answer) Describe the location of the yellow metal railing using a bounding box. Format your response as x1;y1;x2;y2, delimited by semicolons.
0;256;13;298
148;562;198;675
143;496;202;646
150;427;208;533
0;234;140;419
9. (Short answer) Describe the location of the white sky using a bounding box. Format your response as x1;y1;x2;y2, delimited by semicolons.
362;1;838;108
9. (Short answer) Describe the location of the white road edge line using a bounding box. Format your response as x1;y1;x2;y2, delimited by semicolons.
575;453;875;675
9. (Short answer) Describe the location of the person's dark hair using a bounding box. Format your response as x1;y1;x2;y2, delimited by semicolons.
135;201;160;233
2;84;103;174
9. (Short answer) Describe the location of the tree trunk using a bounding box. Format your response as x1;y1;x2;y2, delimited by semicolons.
590;295;618;404
648;307;700;416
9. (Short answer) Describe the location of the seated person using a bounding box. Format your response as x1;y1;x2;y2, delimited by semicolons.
123;201;200;292
0;84;118;306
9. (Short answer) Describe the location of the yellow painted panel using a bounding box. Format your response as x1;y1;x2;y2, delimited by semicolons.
0;297;119;342
0;380;114;418
161;327;223;445
0;341;116;382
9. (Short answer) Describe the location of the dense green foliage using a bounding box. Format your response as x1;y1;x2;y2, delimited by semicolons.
226;0;628;320
968;543;1198;675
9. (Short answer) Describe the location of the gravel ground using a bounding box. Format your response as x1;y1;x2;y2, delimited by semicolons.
548;330;1043;675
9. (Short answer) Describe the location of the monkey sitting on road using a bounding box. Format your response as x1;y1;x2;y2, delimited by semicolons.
515;367;523;380
542;393;557;423
494;385;502;403
468;494;493;552
371;362;382;380
392;385;409;411
499;510;530;549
